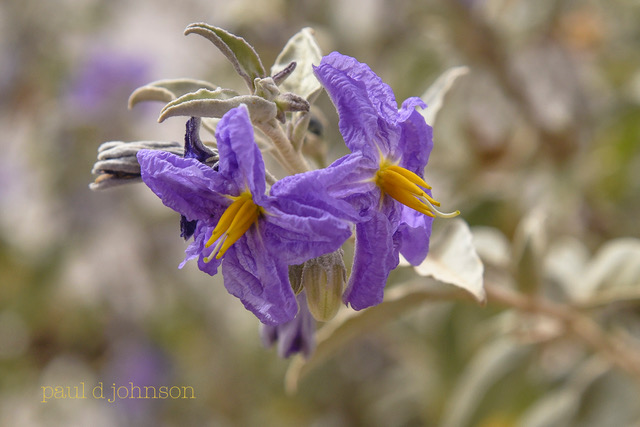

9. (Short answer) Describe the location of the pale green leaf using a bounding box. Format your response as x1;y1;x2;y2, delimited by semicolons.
271;27;323;101
414;219;486;304
185;23;266;92
128;78;219;109
420;66;469;126
158;89;277;124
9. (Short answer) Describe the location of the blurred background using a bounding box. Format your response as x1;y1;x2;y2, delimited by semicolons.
2;0;640;425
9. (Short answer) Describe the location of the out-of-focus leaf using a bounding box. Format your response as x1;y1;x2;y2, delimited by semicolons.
578;238;640;305
543;236;590;300
440;339;531;427
511;209;547;295
128;78;219;109
471;226;511;268
414;219;486;304
271;27;323;101
420;66;469;126
184;23;266;92
285;278;471;394
519;357;610;427
158;89;277;124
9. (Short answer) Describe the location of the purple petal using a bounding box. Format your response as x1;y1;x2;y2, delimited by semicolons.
260;291;315;358
215;105;266;197
343;209;400;310
313;52;400;157
396;206;433;265
184;117;216;163
177;222;222;275
270;155;370;222
397;106;433;175
137;150;228;221
221;231;298;325
260;199;353;265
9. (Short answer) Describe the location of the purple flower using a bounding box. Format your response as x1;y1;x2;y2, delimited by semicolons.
289;52;458;311
137;105;352;325
260;291;315;358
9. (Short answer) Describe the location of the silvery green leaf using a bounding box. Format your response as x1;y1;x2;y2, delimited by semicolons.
285;277;470;393
158;89;277;124
90;140;184;190
184;23;266;92
271;27;323;101
440;339;531;427
414;218;486;304
420;66;469;126
519;357;610;427
128;78;219;109
577;238;640;305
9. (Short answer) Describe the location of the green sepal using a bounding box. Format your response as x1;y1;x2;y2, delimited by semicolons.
158;88;277;124
128;78;219;109
184;23;266;93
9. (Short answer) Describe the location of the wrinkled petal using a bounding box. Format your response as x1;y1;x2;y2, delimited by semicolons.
221;231;298;325
270;155;371;221
215;105;266;197
313;52;400;157
137;150;228;221
260;199;353;265
397;107;433;175
178;222;223;275
396;205;433;265
343;209;400;310
260;291;315;358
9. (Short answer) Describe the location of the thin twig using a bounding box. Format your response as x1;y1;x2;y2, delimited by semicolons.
256;119;310;175
485;283;640;385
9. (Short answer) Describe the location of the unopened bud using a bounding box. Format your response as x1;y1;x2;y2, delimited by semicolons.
302;250;346;322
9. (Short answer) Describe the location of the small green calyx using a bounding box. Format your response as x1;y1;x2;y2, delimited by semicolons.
205;191;261;261
375;159;460;219
302;250;346;322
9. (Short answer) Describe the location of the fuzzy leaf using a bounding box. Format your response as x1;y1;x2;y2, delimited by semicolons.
158;89;277;124
128;78;219;109
420;66;469;126
185;23;266;92
414;219;486;304
271;27;323;101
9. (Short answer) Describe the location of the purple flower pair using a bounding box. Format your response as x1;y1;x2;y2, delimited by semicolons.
137;53;455;352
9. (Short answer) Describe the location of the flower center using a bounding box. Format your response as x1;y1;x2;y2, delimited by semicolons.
375;159;459;218
204;191;262;261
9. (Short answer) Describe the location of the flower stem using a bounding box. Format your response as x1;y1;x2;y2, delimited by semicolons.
257;119;310;175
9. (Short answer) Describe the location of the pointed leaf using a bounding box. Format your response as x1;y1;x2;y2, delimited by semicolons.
128;78;219;109
185;23;266;92
420;66;469;126
271;27;323;101
158;89;277;124
414;219;486;304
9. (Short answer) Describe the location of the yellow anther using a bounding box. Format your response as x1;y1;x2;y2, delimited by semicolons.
204;191;261;262
375;161;459;219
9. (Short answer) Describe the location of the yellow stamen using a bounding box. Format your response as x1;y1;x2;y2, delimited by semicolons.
204;191;261;262
376;160;459;219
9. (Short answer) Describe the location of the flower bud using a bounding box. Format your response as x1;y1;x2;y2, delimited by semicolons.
302;250;346;322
